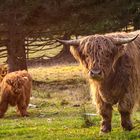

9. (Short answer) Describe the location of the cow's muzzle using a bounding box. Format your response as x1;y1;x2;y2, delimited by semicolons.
88;69;102;80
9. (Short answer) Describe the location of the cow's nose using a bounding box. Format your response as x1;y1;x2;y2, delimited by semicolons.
89;70;101;78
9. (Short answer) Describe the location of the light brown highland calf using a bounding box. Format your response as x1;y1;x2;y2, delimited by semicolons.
0;70;32;117
57;30;140;133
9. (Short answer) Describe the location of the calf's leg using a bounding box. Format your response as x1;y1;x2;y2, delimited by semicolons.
17;100;29;117
0;101;8;118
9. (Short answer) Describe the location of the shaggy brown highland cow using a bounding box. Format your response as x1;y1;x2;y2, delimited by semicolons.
0;70;32;118
57;30;140;133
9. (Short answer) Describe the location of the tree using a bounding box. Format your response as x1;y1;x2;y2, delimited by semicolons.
0;0;28;72
0;0;139;71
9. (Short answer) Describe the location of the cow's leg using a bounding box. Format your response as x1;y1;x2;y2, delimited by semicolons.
118;95;134;131
25;95;30;108
96;94;112;133
16;98;29;116
0;101;8;118
17;100;29;117
17;104;29;117
99;103;112;133
119;111;133;131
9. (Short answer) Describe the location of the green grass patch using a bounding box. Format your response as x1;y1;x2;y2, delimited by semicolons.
0;64;140;140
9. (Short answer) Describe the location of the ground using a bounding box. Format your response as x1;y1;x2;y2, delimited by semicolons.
0;64;140;140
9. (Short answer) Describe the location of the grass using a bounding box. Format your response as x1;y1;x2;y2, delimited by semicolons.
28;43;63;59
0;64;140;140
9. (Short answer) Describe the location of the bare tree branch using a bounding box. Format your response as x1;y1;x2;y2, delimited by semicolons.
0;48;7;53
0;54;7;58
28;44;61;53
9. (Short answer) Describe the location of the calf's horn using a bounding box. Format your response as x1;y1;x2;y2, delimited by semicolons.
56;39;80;46
114;34;139;45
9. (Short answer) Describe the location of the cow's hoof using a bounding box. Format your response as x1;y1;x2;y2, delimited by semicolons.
122;122;133;131
123;125;133;131
21;113;29;117
100;126;111;133
99;129;111;135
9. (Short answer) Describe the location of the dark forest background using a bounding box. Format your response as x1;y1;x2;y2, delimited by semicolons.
0;0;139;72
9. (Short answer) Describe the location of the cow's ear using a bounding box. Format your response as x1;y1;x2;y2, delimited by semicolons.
6;79;13;85
116;44;126;55
70;46;82;63
112;45;126;70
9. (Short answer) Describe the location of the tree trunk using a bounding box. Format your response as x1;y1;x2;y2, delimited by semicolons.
6;4;27;72
7;34;27;72
51;33;76;62
7;31;27;72
5;0;27;72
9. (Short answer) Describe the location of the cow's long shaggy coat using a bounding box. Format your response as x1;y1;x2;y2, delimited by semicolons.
58;30;140;132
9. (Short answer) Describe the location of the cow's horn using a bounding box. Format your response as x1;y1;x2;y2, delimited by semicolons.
114;34;139;45
56;39;80;46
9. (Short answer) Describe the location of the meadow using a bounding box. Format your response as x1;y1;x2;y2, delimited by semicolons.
0;64;140;140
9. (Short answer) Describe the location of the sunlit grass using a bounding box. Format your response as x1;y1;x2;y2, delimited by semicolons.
28;45;63;59
29;64;82;82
